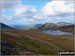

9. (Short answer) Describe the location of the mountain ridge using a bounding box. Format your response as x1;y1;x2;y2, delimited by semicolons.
0;23;15;29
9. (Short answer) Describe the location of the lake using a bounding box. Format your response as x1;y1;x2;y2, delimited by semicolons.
42;30;73;35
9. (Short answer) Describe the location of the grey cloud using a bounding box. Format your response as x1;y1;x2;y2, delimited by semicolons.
48;12;74;19
1;0;21;11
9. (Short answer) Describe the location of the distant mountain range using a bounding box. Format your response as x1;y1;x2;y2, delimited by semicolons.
0;23;43;30
12;24;43;30
39;23;58;30
39;23;74;33
57;22;73;24
0;23;74;33
0;23;14;29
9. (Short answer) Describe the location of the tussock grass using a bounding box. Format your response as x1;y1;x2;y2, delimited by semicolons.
1;29;74;55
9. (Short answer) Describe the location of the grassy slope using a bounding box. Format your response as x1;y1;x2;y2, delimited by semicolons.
1;29;74;55
40;24;74;33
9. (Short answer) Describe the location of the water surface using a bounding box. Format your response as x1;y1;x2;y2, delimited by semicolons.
42;30;73;35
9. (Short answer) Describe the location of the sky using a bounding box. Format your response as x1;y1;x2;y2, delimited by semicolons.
1;0;75;25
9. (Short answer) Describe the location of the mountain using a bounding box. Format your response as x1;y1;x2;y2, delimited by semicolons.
12;24;43;30
0;23;14;29
40;23;58;30
11;25;28;30
39;23;74;33
12;25;36;30
58;24;74;33
35;24;44;28
57;22;72;24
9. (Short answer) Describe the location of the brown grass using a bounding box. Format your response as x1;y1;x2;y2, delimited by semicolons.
1;29;74;55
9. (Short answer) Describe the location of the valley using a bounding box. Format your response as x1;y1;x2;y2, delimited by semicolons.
1;23;74;55
1;29;74;55
1;0;75;55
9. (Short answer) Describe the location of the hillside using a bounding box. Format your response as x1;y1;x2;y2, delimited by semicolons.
0;23;14;30
58;25;74;33
39;23;58;30
1;29;74;55
39;23;74;33
11;24;43;30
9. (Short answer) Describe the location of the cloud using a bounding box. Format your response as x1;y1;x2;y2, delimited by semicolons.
1;15;13;22
41;0;74;16
40;0;75;23
1;0;21;23
14;5;37;17
1;0;43;24
1;0;21;11
14;4;43;22
1;0;75;25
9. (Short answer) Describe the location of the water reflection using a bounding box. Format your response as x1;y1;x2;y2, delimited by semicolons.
42;30;73;35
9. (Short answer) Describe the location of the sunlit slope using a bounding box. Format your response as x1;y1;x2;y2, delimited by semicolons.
1;29;74;55
39;23;74;33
